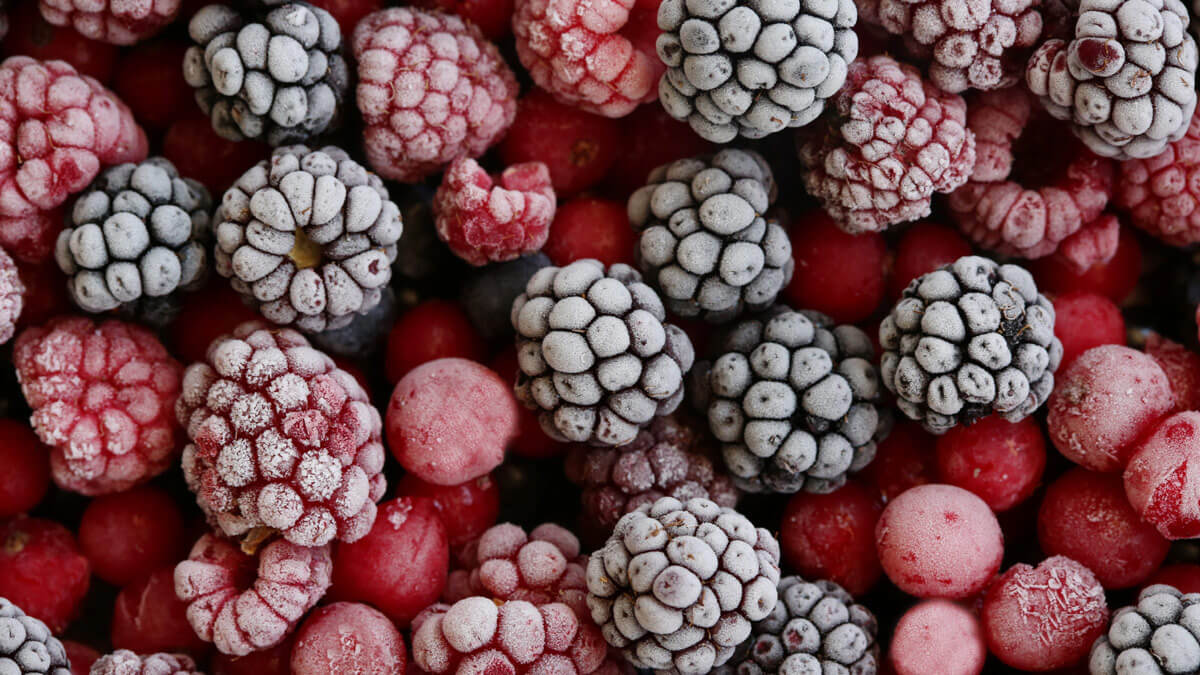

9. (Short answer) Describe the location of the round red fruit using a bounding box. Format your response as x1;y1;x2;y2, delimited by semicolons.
111;567;209;656
386;300;486;384
786;210;887;324
500;90;621;197
0;516;89;632
291;603;406;675
780;480;882;596
888;221;973;299
542;198;636;267
396;474;501;552
1052;291;1126;370
936;416;1046;512
0;420;50;518
79;486;186;587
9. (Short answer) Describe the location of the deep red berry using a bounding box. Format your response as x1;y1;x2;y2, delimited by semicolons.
0;420;50;518
542;197;636;267
857;421;937;504
786;210;887;324
291;603;407;675
0;516;89;632
306;0;385;36
780;480;883;597
1142;332;1200;412
488;348;563;460
13;260;70;329
409;0;512;38
1146;564;1200;594
1030;224;1142;303
1;2;117;83
167;283;261;365
210;636;293;675
79;486;187;587
1053;291;1126;369
499;90;621;197
602;103;713;199
396;474;501;552
62;641;100;675
386;300;487;384
888;221;973;299
112;39;193;133
936;416;1046;512
111;567;209;656
163;113;268;196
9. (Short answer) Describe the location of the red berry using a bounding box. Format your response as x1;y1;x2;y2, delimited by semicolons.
62;641;100;675
167;283;262;365
1146;564;1200;594
386;300;487;384
1142;332;1200;412
0;516;89;632
935;416;1047;512
890;600;986;675
409;0;512;38
79;486;186;587
780;480;882;596
306;0;385;36
111;567;209;656
488;348;563;459
857;421;936;504
13;259;70;328
162;114;269;196
542;197;636;267
290;603;407;675
395;474;501;552
602;103;713;199
0;420;50;518
1030;224;1142;303
1124;411;1200;540
434;158;556;266
888;221;972;299
112;39;193;133
1053;291;1126;370
330;497;449;628
1;2;117;82
499;90;621;197
785;210;887;324
210;636;293;675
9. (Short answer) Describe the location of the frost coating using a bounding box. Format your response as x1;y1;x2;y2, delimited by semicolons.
1091;584;1200;674
39;0;180;45
434;158;555;266
90;650;201;675
0;246;23;345
1117;105;1200;245
1124;411;1200;540
0;598;70;675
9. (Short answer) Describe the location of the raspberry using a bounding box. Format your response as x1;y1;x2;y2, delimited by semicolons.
543;198;637;267
0;246;23;344
434;158;556;266
1142;331;1200;412
1;3;119;83
290;603;407;675
1053;291;1126;369
1117;106;1200;245
935;416;1046;512
409;0;511;38
79;486;186;587
385;300;486;384
499;90;621;198
90;651;201;675
0;516;90;633
947;87;1116;259
351;8;518;183
412;597;607;674
37;0;180;45
173;533;332;657
14;316;183;495
176;322;386;547
779;480;883;596
796;56;975;233
889;600;986;675
784;211;887;324
887;221;972;300
0;56;148;264
512;0;660;118
111;567;209;656
1029;222;1142;302
0;420;50;518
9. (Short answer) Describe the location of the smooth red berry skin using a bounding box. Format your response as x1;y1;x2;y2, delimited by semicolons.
0;420;50;518
786;211;887;324
386;300;487;384
936;416;1047;512
113;40;193;133
858;421;937;503
330;497;449;628
0;516;89;632
888;222;973;299
210;637;293;675
410;0;512;38
1146;564;1200;594
163;114;269;196
111;567;210;656
602;103;713;198
1053;291;1126;370
1031;225;1142;303
2;2;117;82
62;641;100;675
543;197;637;267
13;260;71;329
489;348;564;459
79;486;186;587
780;480;883;596
167;283;261;365
499;90;620;197
396;474;501;551
291;603;407;675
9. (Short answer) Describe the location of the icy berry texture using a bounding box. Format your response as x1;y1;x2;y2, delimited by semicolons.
1117;105;1200;245
1143;332;1200;411
290;602;406;675
1026;0;1198;160
780;481;882;596
433;157;555;266
1047;344;1175;472
0;517;90;633
214;145;402;333
1124;411;1200;540
875;483;1003;599
0;56;147;264
889;599;986;675
176;322;386;547
90;651;200;675
352;7;518;183
935;416;1046;511
413;597;606;674
14;316;182;495
0;597;70;675
174;533;332;657
586;497;782;673
947;86;1116;259
512;0;660;118
0;245;23;344
565;415;739;533
1090;584;1200;675
982;555;1109;671
796;55;975;233
37;0;179;45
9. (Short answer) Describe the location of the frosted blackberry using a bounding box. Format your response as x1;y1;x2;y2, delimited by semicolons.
879;255;1062;434
716;576;878;675
586;496;782;674
1090;584;1200;674
310;287;397;357
213;145;402;333
511;259;696;447
1026;0;1198;160
628;150;793;323
656;0;858;142
460;253;552;341
706;308;884;494
54;158;211;321
184;2;348;145
0;598;70;675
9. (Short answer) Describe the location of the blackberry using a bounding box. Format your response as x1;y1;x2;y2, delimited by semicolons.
706;307;885;494
0;598;70;675
1090;584;1200;674
879;255;1062;434
656;0;858;142
628;150;793;323
54;158;211;324
310;286;398;357
184;2;348;145
460;253;552;341
213;145;402;333
511;259;696;447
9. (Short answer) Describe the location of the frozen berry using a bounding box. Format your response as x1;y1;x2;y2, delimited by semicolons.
1089;584;1200;675
1124;411;1200;540
305;0;383;36
780;480;883;596
290;602;406;675
112;40;193;133
785;211;886;324
409;0;510;38
12;260;69;330
62;641;99;675
935;416;1046;512
488;348;564;460
395;474;501;552
1147;564;1200;594
1117;106;1200;245
0;247;23;345
0;420;50;518
434;158;555;266
385;301;485;385
603;103;713;199
0;597;71;675
461;254;554;342
79;486;186;587
111;567;209;656
1143;332;1200;412
162;114;268;196
1;2;118;83
167;284;261;365
0;516;89;633
1030;223;1142;303
888;222;973;300
889;600;986;675
857;421;936;503
90;651;201;675
38;0;180;45
210;636;292;675
500;90;621;197
542;198;637;267
1053;291;1126;369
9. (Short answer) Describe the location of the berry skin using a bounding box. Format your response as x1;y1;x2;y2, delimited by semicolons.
1090;585;1200;675
386;300;487;384
0;516;90;633
409;0;511;38
352;7;518;183
1147;565;1200;594
0;246;24;344
167;283;262;365
888;222;972;300
395;474;501;552
889;600;986;675
434;158;556;267
305;0;384;36
11;260;69;330
210;637;292;675
78;486;186;587
90;651;201;675
0;420;51;518
935;416;1046;512
112;40;194;133
14;316;184;495
1118;106;1200;245
1124;411;1200;540
290;603;407;675
1053;291;1126;370
62;641;100;675
780;480;883;597
110;567;209;657
162;114;268;197
603;103;713;199
1142;332;1200;412
543;198;637;267
1;2;118;83
857;421;937;503
785;211;886;324
37;0;180;45
488;348;564;460
1030;223;1142;303
0;597;71;675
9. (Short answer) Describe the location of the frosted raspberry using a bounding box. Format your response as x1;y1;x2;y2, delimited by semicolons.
175;321;386;547
13;316;183;495
948;87;1116;259
512;0;660;118
351;8;518;183
90;650;201;675
37;0;180;45
412;598;608;674
0;246;23;344
1117;105;1200;245
434;157;556;266
0;56;148;263
796;56;975;233
174;532;332;657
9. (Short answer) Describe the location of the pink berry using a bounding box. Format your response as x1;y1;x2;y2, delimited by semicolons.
780;480;883;597
14;316;183;495
111;567;209;657
0;419;51;518
1117;105;1200;245
37;0;180;45
79;485;186;586
935;416;1046;512
90;651;202;675
981;556;1109;671
499;90;621;197
542;197;637;267
386;358;518;486
875;484;1004;599
1124;411;1200;540
290;603;406;675
785;211;888;324
1052;291;1126;370
1038;468;1169;589
2;2;119;83
396;473;501;552
0;246;24;344
329;497;449;628
174;533;332;656
1142;332;1200;412
0;516;90;633
889;600;986;675
434;158;556;266
1047;345;1175;472
385;300;486;384
858;421;937;503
